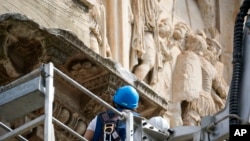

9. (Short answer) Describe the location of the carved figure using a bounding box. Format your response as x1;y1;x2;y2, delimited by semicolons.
169;22;192;77
181;33;218;126
205;38;228;111
162;22;192;127
172;43;202;103
172;22;191;51
130;0;163;85
151;18;173;97
89;0;112;58
172;25;201;103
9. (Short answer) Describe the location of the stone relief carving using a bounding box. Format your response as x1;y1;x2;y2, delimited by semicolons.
196;0;218;39
158;22;192;127
180;33;215;126
0;13;169;141
180;32;229;126
150;18;173;99
126;2;229;126
127;9;228;126
173;33;203;103
131;0;165;86
204;38;228;111
0;1;237;140
89;0;112;58
53;100;87;136
1;25;44;79
68;59;102;81
81;0;230;127
7;37;43;73
170;30;203;127
129;0;144;72
9;99;88;140
80;89;111;119
171;22;192;70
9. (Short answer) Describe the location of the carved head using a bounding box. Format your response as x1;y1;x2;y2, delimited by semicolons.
158;18;172;39
206;38;222;59
204;50;216;63
185;33;207;55
173;22;191;40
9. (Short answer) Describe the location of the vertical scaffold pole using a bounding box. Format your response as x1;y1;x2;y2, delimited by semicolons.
43;62;55;141
125;111;134;141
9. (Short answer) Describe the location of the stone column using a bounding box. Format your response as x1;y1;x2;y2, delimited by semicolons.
105;0;131;70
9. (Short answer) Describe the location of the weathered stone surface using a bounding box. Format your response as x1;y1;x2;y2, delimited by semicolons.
0;13;167;140
0;0;90;47
0;0;244;140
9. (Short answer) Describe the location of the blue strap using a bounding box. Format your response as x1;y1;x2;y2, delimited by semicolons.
92;113;105;141
92;110;140;141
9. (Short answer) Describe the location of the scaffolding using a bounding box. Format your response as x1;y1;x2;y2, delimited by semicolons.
0;63;173;141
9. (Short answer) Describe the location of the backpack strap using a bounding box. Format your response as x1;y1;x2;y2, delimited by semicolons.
93;110;140;141
93;114;104;141
102;111;122;141
93;111;122;141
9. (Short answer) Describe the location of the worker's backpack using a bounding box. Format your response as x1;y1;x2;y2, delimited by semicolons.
93;110;138;141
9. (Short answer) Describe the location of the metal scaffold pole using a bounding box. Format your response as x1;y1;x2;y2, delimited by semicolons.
43;63;55;141
0;63;139;141
53;67;124;117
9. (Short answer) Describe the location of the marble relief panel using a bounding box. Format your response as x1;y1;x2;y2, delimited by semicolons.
89;0;230;127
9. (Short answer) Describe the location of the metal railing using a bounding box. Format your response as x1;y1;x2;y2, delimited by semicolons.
0;62;134;141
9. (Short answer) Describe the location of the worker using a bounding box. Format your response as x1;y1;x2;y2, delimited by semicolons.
133;116;170;140
83;85;140;141
148;116;170;133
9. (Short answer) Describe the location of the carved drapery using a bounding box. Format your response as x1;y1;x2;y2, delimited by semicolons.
0;0;241;140
0;13;167;140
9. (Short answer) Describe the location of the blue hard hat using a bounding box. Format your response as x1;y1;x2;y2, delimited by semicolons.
113;85;139;109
